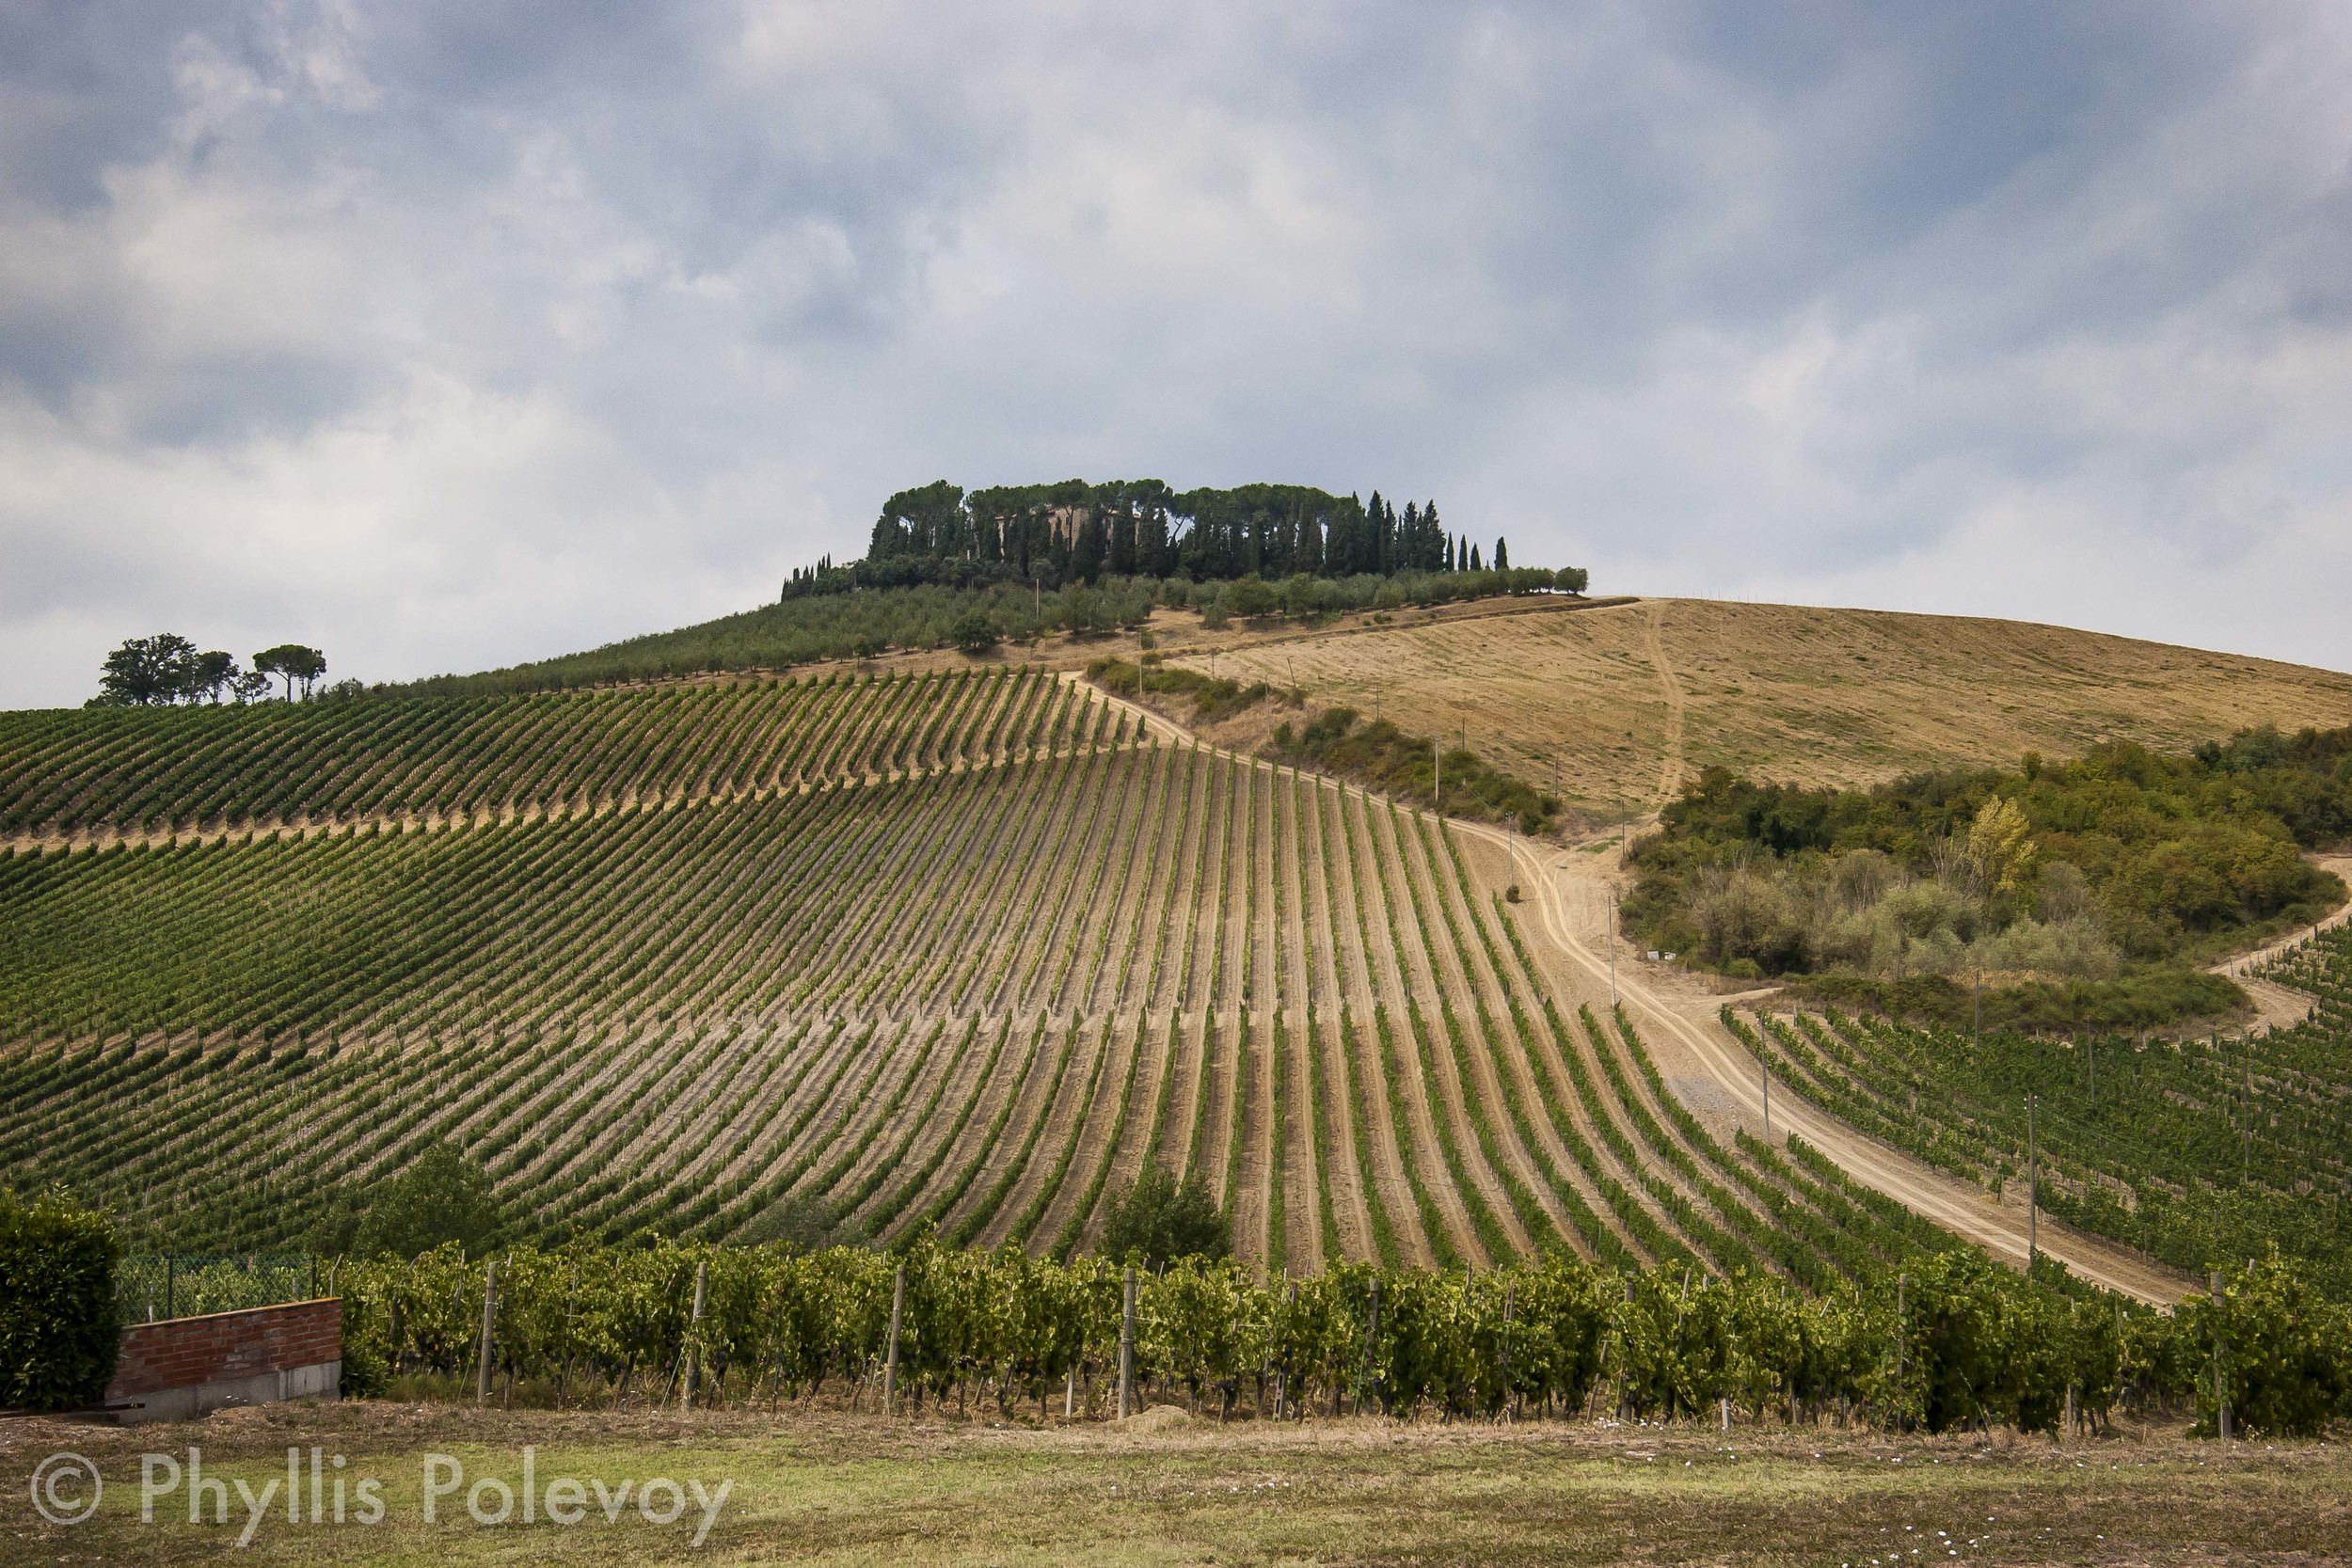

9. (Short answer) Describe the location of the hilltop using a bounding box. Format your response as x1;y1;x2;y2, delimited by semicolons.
1162;596;2352;820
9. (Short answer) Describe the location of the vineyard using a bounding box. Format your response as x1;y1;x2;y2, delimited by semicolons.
1728;922;2352;1294
0;669;1988;1299
329;1236;2287;1433
0;665;1086;845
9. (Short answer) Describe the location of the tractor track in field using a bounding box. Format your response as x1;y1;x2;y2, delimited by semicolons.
1407;825;1586;1253
1640;598;1689;804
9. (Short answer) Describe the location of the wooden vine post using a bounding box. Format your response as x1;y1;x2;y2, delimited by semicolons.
2210;1270;2231;1442
1499;1279;1514;1423
883;1263;905;1415
474;1259;498;1404
680;1259;707;1412
1118;1265;1136;1419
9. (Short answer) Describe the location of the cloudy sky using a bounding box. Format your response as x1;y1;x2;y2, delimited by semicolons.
5;1;2349;707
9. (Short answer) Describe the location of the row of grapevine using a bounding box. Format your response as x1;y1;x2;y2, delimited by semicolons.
1724;925;2352;1291
0;666;1083;841
331;1238;2349;1437
0;671;2134;1295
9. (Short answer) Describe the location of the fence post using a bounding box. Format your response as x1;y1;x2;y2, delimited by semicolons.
681;1259;707;1413
1118;1265;1136;1419
474;1259;498;1404
883;1264;905;1415
166;1256;174;1321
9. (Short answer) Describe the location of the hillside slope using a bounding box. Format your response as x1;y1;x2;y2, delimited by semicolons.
17;596;2339;1302
2;669;2016;1295
1177;597;2352;818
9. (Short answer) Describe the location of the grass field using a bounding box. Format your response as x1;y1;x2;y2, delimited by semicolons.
8;1402;2347;1566
1179;597;2352;817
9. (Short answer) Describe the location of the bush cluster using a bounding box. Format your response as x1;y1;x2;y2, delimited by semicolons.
0;1189;119;1410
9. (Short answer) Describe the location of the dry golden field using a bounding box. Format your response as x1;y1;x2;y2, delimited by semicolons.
1167;597;2352;819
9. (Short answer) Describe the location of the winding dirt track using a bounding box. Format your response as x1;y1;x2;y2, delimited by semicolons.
2208;852;2352;1030
1077;671;2195;1306
1639;600;1688;804
1466;827;2191;1305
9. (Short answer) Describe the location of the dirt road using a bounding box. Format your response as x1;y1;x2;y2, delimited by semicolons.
2208;853;2352;1030
1082;671;2194;1304
1462;820;2192;1304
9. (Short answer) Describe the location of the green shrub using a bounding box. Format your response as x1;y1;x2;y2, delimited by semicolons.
1102;1165;1230;1268
2185;1249;2352;1438
0;1189;120;1410
1787;969;2248;1035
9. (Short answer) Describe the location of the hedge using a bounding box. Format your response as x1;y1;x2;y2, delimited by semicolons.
0;1189;119;1410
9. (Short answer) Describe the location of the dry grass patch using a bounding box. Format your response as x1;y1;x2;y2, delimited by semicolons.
1192;598;2352;820
7;1401;2348;1566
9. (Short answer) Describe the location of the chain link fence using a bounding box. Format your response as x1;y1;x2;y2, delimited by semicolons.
118;1254;327;1323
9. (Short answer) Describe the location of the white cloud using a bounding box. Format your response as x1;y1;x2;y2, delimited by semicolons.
1;0;2348;705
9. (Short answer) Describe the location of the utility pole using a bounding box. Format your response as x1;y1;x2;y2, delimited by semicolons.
2026;1093;2040;1269
1761;1059;1771;1141
2244;1041;2254;1184
1433;738;1441;816
1973;969;1981;1045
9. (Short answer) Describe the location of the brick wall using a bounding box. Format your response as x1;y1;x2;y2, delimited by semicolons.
108;1299;342;1401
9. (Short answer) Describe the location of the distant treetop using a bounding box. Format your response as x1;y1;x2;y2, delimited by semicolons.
787;478;1581;597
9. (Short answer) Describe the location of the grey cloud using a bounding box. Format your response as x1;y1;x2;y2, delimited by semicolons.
1;0;2348;706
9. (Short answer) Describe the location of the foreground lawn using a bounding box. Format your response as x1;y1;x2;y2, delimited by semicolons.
5;1402;2347;1565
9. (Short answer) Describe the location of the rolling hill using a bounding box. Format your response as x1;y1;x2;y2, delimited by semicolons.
1168;596;2352;817
7;594;2350;1309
